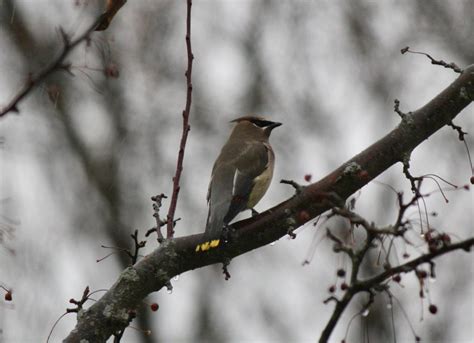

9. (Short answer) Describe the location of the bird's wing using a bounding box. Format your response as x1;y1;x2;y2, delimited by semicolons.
224;142;269;223
206;142;269;235
206;142;260;203
205;163;237;236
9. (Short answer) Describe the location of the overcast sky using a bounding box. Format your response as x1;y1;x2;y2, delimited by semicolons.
0;1;473;342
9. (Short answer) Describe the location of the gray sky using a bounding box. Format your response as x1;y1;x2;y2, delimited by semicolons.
0;1;473;342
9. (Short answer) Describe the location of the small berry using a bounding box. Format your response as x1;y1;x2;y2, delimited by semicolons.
415;336;421;342
297;210;311;223
340;282;348;290
328;285;336;293
441;233;451;244
337;269;346;277
429;304;438;314
47;84;60;103
150;303;159;312
470;176;474;185
392;274;402;283
424;231;433;243
402;253;410;259
357;170;369;181
304;174;312;182
104;63;120;78
4;292;12;301
417;270;428;279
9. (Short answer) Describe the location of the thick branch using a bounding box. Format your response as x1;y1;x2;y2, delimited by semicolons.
64;66;474;342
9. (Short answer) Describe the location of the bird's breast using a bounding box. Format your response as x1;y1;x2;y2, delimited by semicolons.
247;143;275;208
247;167;273;208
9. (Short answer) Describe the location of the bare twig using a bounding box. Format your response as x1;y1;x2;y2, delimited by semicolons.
66;286;91;313
97;231;146;265
401;46;463;73
363;238;473;286
280;179;304;194
146;194;167;242
326;228;354;257
95;0;127;31
0;11;121;118
393;99;407;119
448;121;474;179
166;0;194;239
0;6;125;117
448;121;467;141
128;230;146;265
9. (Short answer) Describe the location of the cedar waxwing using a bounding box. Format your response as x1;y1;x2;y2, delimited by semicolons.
204;115;281;242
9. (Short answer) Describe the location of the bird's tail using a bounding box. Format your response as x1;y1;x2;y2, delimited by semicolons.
196;204;226;252
205;202;227;239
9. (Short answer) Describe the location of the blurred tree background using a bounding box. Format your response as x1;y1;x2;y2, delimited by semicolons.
0;1;472;342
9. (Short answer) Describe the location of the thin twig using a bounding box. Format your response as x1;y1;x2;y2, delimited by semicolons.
147;194;167;243
400;47;462;73
67;286;90;313
0;14;113;118
362;237;474;287
280;179;304;194
95;0;127;31
129;230;146;265
166;0;194;238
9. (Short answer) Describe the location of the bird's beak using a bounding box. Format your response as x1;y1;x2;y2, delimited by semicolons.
268;122;282;130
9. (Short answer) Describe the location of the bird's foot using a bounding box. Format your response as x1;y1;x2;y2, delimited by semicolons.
222;224;234;244
250;208;259;217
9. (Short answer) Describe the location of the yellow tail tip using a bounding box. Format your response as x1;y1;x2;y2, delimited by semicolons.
195;239;220;252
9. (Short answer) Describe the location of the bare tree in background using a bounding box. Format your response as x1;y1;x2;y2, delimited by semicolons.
1;1;473;342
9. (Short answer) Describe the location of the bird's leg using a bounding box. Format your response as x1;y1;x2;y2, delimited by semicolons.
250;208;259;217
222;223;233;244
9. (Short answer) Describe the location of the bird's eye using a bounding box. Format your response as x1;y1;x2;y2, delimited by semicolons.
251;119;273;127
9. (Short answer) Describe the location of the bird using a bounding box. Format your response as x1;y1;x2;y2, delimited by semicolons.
197;115;281;251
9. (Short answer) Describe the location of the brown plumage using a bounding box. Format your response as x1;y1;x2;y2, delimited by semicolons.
205;115;281;237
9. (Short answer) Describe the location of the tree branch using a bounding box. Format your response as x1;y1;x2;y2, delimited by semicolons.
166;0;194;238
95;0;127;31
64;66;474;342
318;237;474;343
0;6;125;118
